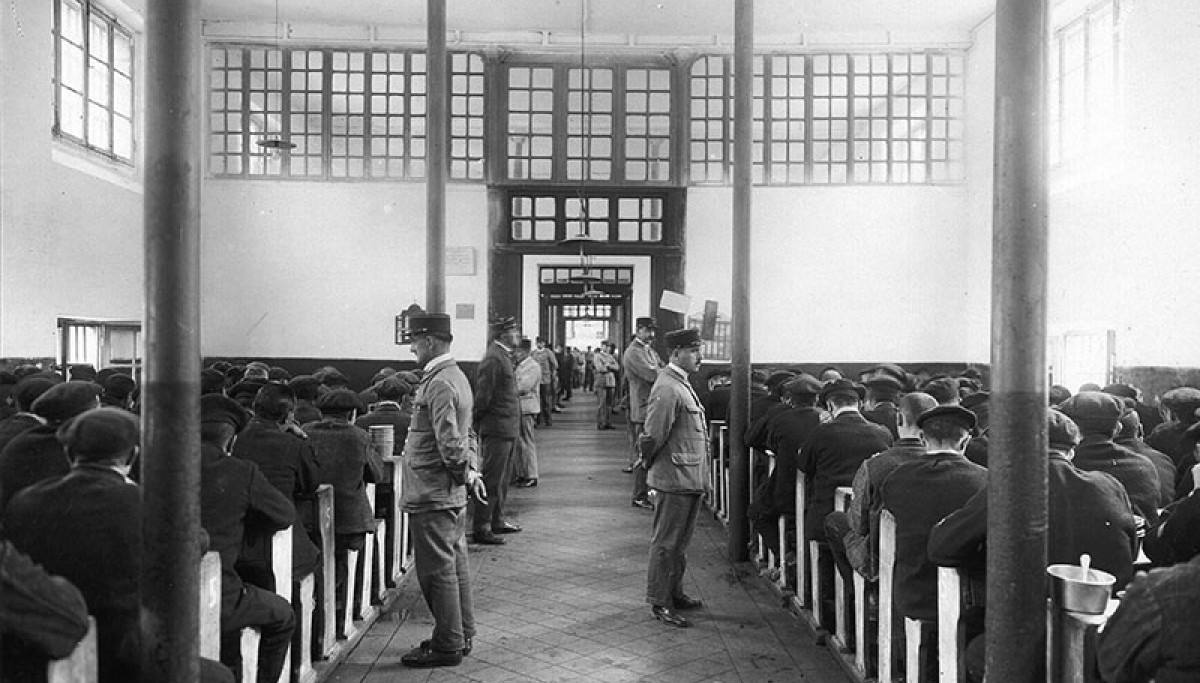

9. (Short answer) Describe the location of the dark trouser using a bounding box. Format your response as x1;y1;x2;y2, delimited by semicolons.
514;414;538;480
597;387;614;427
334;532;366;617
646;491;703;607
471;435;515;534
220;585;296;683
410;507;475;652
538;383;553;424
629;420;649;500
823;511;855;583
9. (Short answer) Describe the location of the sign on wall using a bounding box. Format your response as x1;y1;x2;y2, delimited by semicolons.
446;247;476;276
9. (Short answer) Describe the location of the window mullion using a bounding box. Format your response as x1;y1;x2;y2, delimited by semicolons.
552;65;568;184
804;55;813;185
613;66;628;184
924;54;934;184
321;49;332;180
364;51;376;179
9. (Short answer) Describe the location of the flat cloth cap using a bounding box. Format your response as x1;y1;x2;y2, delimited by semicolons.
32;381;102;423
819;378;866;404
57;407;139;460
866;363;907;384
1102;383;1139;400
783;374;823;397
1048;409;1082;450
922;377;961;404
960;391;990;411
488;316;517;333
228;378;267;400
1162;387;1200;406
916;404;977;432
635;317;658;329
200;393;249;432
663;328;702;349
200;369;227;395
289;375;321;400
374;377;411;400
766;371;797;391
1058;391;1123;432
102;373;137;400
13;376;63;412
316;388;365;413
865;373;906;391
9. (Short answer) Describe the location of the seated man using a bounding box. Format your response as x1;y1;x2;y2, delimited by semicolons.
928;409;1138;683
0;375;60;455
0;539;91;680
200;394;296;683
0;381;101;512
5;407;232;683
1098;554;1200;682
879;404;987;682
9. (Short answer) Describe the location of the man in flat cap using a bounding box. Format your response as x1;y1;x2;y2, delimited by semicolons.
399;312;487;668
862;364;908;440
798;378;892;624
637;328;708;628
1147;387;1200;468
0;380;101;512
878;404;987;679
471;317;522;544
199;393;296;683
1060;391;1161;525
356;376;413;453
1113;400;1175;506
929;408;1138;683
100;372;137;412
623;317;664;508
750;374;825;565
306;388;383;606
0;375;61;455
1104;382;1163;444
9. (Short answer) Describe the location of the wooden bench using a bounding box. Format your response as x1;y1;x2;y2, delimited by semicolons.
46;616;97;683
880;509;927;683
316;484;337;657
200;551;222;660
937;566;969;683
832;486;854;656
791;470;809;612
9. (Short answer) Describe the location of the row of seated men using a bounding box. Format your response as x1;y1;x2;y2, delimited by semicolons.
720;362;1200;683
0;360;420;682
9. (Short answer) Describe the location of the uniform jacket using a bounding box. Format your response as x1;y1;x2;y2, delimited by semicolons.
355;403;412;455
798;410;893;542
531;347;557;384
231;418;323;578
928;452;1138;590
515;356;542;416
474;341;520;438
845;437;928;581
401;357;475;513
641;365;709;494
879;453;987;620
305;419;384;535
592;350;619;389
622;338;662;423
200;443;293;612
5;465;144;680
0;426;72;514
1073;436;1161;525
1099;554;1200;683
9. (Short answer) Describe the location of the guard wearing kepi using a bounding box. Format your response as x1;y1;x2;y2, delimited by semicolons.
637;328;709;628
399;311;488;668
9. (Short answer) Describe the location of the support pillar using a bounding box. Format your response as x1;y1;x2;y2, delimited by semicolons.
986;0;1050;680
426;0;447;313
143;0;202;679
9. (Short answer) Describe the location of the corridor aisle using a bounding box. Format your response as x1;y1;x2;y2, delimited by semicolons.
330;391;847;683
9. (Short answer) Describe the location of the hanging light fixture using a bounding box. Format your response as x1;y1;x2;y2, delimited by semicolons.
559;0;602;295
256;0;295;157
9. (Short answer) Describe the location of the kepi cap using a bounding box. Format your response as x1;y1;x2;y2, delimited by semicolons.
635;317;658;330
663;328;702;349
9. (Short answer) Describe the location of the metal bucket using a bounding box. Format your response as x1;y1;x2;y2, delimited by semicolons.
1046;562;1115;615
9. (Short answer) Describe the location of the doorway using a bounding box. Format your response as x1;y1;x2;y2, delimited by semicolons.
538;264;634;349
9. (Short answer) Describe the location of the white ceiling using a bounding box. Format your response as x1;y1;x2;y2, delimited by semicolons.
201;0;997;41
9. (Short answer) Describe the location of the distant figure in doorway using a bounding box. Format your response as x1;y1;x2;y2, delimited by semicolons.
593;342;620;430
513;339;541;487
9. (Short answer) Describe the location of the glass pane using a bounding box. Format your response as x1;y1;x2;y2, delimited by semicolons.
88;15;109;60
60;0;84;44
60;90;85;137
61;43;85;91
88;108;111;150
113;31;133;74
113;116;132;159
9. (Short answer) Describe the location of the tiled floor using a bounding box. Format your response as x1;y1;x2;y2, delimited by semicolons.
329;391;848;683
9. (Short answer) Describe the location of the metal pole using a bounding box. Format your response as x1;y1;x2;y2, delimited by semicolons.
143;0;202;679
987;0;1049;680
727;0;753;561
426;0;447;313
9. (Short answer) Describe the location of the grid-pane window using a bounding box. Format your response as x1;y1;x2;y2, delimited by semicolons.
1051;0;1119;166
616;197;663;243
624;68;672;181
568;68;614;181
209;45;482;181
565;197;610;241
450;53;486;180
54;0;136;163
511;195;558;242
688;50;965;185
509;192;669;244
507;67;556;180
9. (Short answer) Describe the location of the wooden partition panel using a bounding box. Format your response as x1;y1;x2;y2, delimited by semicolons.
879;510;896;683
938;567;967;683
268;527;293;683
199;551;222;660
793;471;808;610
833;486;854;653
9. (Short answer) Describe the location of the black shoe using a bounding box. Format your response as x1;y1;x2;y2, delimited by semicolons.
420;638;472;657
632;498;654;510
471;532;505;545
652;606;690;628
493;522;523;534
674;594;703;610
621;466;634;473
517;478;538;488
401;643;463;668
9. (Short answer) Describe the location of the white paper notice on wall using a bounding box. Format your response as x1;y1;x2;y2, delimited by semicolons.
659;290;691;314
445;247;476;276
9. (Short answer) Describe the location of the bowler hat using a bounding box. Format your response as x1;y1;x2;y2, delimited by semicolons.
818;378;866;405
57;407;139;461
635;317;658;330
663;328;702;349
31;381;102;423
916;404;977;432
200;393;249;432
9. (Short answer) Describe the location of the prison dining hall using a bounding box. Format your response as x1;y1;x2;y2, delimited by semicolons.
1;0;1197;681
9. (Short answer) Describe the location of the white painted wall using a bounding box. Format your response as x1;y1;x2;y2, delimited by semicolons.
0;0;146;359
200;181;491;361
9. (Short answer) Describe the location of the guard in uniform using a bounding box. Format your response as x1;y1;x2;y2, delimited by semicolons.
623;317;663;509
472;317;522;544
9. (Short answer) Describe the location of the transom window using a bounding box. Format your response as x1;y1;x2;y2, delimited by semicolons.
504;62;675;184
54;0;136;163
208;46;484;180
689;50;965;185
540;266;633;285
510;191;666;244
1049;0;1120;167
